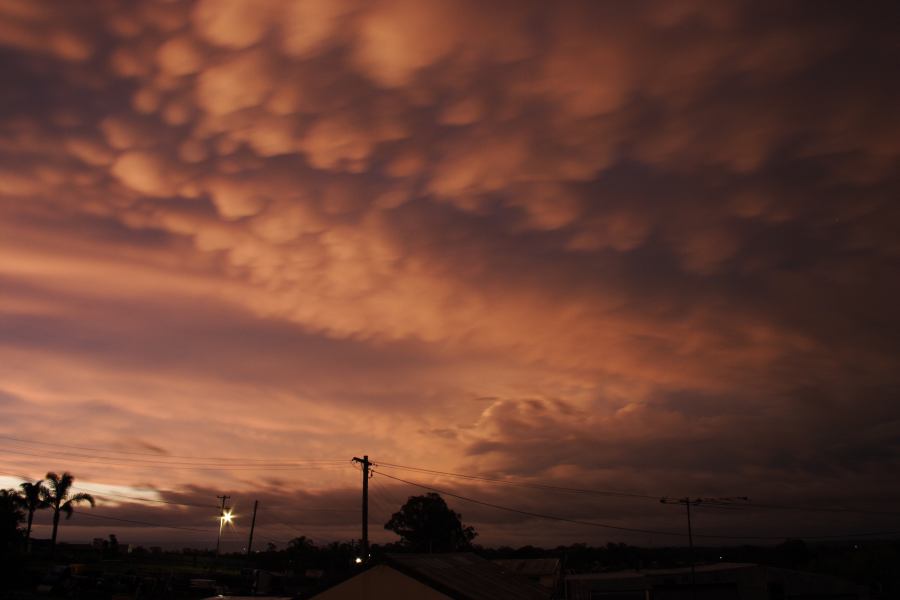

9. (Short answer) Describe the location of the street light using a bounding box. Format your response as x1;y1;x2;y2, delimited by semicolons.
216;508;235;557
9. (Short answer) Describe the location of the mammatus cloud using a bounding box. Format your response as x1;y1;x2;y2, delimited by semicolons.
0;0;899;545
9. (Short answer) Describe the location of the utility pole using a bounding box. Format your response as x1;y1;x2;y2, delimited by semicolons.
351;455;371;561
246;500;259;556
660;496;748;600
215;494;231;557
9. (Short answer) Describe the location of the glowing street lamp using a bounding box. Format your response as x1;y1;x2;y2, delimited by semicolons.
216;508;235;557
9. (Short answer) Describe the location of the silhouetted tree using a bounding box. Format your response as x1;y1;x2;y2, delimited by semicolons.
95;533;120;558
385;493;476;552
0;489;25;552
44;472;95;550
288;536;320;566
18;479;49;553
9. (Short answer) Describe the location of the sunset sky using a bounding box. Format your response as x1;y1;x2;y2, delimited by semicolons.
1;0;899;550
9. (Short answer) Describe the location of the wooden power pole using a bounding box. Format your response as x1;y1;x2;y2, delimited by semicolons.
246;500;259;556
660;496;748;600
352;455;371;561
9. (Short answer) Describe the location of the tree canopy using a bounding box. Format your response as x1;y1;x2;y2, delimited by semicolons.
45;471;95;548
19;480;49;552
384;493;476;553
0;489;25;552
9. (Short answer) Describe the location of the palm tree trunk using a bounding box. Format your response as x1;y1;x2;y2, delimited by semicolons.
26;509;34;553
50;506;61;552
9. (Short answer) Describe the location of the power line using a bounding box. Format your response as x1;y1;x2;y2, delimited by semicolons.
0;434;342;463
375;461;900;518
372;476;409;512
374;469;690;538
689;498;900;517
0;443;345;468
74;511;214;534
0;448;349;471
74;487;218;509
374;470;900;541
2;470;356;513
734;501;900;517
366;480;394;521
0;467;31;480
6;450;900;539
374;461;658;500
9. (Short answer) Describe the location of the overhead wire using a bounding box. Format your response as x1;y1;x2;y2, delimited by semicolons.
0;467;32;481
729;500;900;517
373;469;900;541
0;434;343;463
374;461;658;500
681;497;900;518
374;460;900;517
74;510;215;534
375;481;410;513
366;479;393;522
3;468;357;514
5;447;900;542
74;487;357;513
0;447;349;471
73;487;219;509
0;443;346;468
374;469;695;538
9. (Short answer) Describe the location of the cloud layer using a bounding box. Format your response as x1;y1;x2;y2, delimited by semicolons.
1;0;899;546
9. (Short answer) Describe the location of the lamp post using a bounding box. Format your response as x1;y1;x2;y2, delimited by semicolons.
215;495;234;558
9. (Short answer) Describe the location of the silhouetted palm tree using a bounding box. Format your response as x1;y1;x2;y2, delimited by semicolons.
0;489;25;551
19;479;49;553
45;472;94;550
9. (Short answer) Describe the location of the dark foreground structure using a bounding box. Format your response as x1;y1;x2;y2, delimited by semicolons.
310;553;550;600
566;562;866;600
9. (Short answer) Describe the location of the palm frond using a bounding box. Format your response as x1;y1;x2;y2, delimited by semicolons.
70;492;96;507
45;472;60;494
19;480;50;508
45;471;75;502
59;472;74;494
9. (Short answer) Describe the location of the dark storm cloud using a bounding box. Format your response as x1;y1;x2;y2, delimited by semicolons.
0;0;899;544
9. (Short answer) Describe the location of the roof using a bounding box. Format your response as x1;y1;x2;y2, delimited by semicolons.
566;562;758;580
387;553;551;600
492;558;561;577
310;564;452;600
565;563;864;596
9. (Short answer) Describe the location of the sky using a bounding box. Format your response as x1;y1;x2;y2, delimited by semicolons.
1;0;899;551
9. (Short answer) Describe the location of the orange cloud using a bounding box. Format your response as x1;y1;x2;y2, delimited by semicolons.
0;0;899;546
